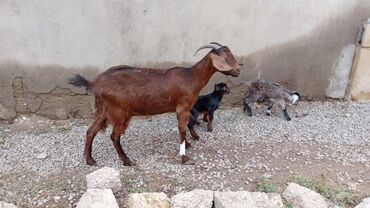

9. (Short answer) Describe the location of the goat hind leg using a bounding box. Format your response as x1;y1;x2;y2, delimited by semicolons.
111;119;135;166
85;116;106;165
202;112;209;122
207;111;214;132
243;97;253;117
277;100;291;121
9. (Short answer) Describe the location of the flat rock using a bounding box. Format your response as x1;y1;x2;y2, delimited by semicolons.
0;201;17;208
355;198;370;208
283;183;329;208
76;189;118;208
171;189;213;208
86;167;121;193
36;152;47;159
125;192;170;208
214;191;283;208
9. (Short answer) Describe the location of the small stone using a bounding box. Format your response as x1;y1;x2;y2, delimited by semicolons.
246;177;254;182
54;196;61;201
68;194;74;201
36;152;47;159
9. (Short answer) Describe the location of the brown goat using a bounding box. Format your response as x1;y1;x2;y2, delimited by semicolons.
68;42;241;166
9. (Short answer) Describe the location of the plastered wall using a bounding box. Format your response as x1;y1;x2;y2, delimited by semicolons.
1;0;370;120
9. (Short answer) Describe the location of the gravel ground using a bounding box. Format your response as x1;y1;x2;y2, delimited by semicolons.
0;101;369;207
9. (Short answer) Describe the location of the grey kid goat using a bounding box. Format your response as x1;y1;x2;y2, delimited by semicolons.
243;80;301;121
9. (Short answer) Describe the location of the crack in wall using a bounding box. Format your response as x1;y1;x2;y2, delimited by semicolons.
11;76;94;120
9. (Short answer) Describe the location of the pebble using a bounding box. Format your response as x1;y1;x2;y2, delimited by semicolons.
36;152;47;159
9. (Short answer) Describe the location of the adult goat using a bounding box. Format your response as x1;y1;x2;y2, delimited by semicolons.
68;42;241;165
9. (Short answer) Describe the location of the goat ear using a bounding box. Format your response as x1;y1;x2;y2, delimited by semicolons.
210;53;233;72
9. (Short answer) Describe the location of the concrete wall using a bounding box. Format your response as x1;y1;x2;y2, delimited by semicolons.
1;0;370;120
346;20;370;102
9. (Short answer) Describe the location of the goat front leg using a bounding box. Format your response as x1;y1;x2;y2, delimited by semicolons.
202;112;209;122
177;107;195;165
243;96;253;117
266;100;274;116
207;111;214;132
188;109;200;140
277;100;291;121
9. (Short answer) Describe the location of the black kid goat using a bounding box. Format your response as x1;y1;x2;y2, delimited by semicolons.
188;83;230;140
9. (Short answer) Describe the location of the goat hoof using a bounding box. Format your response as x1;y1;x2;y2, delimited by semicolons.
193;136;200;141
207;127;213;132
195;121;201;125
266;113;271;116
181;155;196;165
286;117;291;121
123;159;136;166
86;158;97;166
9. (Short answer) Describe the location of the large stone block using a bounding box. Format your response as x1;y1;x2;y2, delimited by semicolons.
355;197;370;208
214;191;283;208
171;189;214;208
326;44;356;98
283;183;328;208
86;167;121;193
361;24;370;47
125;192;170;208
0;201;17;208
76;189;119;208
347;47;370;102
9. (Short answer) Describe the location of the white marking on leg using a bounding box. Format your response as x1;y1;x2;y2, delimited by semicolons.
266;109;271;115
291;94;299;104
179;141;186;156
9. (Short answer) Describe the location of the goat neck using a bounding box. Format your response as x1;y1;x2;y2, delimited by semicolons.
190;54;216;92
211;90;225;101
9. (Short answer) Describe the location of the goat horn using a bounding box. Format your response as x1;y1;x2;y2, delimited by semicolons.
193;43;222;56
209;42;223;47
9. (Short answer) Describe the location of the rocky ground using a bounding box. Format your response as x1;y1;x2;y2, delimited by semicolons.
0;101;369;207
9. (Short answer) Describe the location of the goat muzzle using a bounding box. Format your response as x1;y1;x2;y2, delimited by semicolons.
230;67;240;77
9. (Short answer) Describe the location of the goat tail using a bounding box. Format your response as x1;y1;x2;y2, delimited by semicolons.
68;74;91;90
